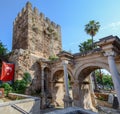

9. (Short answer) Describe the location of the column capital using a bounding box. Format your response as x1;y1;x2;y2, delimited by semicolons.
104;50;116;57
62;60;69;65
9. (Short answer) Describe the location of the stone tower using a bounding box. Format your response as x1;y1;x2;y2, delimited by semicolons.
9;2;62;92
12;2;62;58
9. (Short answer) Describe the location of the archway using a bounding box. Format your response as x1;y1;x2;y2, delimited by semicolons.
74;62;110;110
52;70;64;106
51;69;74;107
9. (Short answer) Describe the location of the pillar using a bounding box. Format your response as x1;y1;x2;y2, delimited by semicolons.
105;51;120;104
62;60;73;107
72;80;80;106
41;65;46;109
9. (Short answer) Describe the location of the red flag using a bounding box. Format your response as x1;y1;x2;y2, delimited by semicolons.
0;62;15;81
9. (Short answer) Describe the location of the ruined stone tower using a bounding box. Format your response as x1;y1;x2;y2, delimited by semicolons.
9;2;62;91
12;2;62;58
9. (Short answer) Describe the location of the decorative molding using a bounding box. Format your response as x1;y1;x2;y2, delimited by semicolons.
104;50;116;57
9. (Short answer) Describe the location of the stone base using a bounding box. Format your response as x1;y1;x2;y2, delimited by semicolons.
41;93;47;109
63;95;73;108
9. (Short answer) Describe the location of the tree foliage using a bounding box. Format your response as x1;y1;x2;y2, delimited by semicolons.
0;72;32;95
0;83;12;96
0;41;8;59
85;20;100;37
95;70;113;90
84;20;100;48
0;41;9;72
12;72;32;93
79;39;93;52
0;41;7;55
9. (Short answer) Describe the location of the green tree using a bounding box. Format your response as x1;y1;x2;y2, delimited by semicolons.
0;41;9;72
95;70;113;90
12;72;32;93
0;41;8;58
85;20;100;49
84;20;100;91
79;39;93;52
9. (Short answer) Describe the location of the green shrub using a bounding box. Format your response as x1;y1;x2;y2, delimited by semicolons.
12;80;27;93
0;83;12;96
12;72;32;94
23;72;32;84
0;72;32;94
49;55;59;61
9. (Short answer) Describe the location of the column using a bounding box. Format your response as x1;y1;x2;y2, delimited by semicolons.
106;51;120;104
62;60;69;96
41;65;46;109
41;66;45;95
62;60;73;107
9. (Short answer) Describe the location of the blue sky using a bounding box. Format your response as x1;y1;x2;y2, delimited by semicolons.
1;0;120;53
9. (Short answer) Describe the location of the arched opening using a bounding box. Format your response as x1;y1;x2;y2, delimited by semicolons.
78;66;100;110
93;69;113;91
52;70;64;107
74;62;117;110
93;69;117;109
73;62;106;109
43;67;52;107
52;70;73;107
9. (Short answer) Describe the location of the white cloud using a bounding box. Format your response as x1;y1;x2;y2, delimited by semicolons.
101;21;120;30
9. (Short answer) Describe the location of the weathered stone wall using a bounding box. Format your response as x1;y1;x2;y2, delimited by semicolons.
9;49;41;92
13;2;62;59
11;2;62;93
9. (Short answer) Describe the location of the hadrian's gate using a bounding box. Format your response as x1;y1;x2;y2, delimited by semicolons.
9;2;120;110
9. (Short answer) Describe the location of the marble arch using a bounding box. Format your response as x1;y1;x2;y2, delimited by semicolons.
48;35;120;110
51;67;74;82
75;61;110;80
10;2;120;110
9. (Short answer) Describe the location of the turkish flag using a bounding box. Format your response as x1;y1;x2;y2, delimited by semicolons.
0;62;15;81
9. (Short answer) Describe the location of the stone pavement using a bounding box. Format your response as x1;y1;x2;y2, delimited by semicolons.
40;106;120;114
98;106;120;114
40;107;63;114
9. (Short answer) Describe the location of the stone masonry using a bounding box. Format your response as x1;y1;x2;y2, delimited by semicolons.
10;2;62;92
12;2;62;58
9;2;120;112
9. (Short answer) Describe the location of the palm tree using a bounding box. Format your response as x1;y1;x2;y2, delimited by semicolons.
85;20;100;49
84;20;100;91
79;39;93;53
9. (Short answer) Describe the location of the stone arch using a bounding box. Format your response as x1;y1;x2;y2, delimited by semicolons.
75;61;110;80
51;66;74;107
73;61;110;111
51;66;74;82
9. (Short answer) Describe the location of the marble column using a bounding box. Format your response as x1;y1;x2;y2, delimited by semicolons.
105;51;120;104
41;66;45;95
41;65;46;109
62;60;73;107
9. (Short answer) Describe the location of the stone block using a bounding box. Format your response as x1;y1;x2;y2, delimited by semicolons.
108;93;114;104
